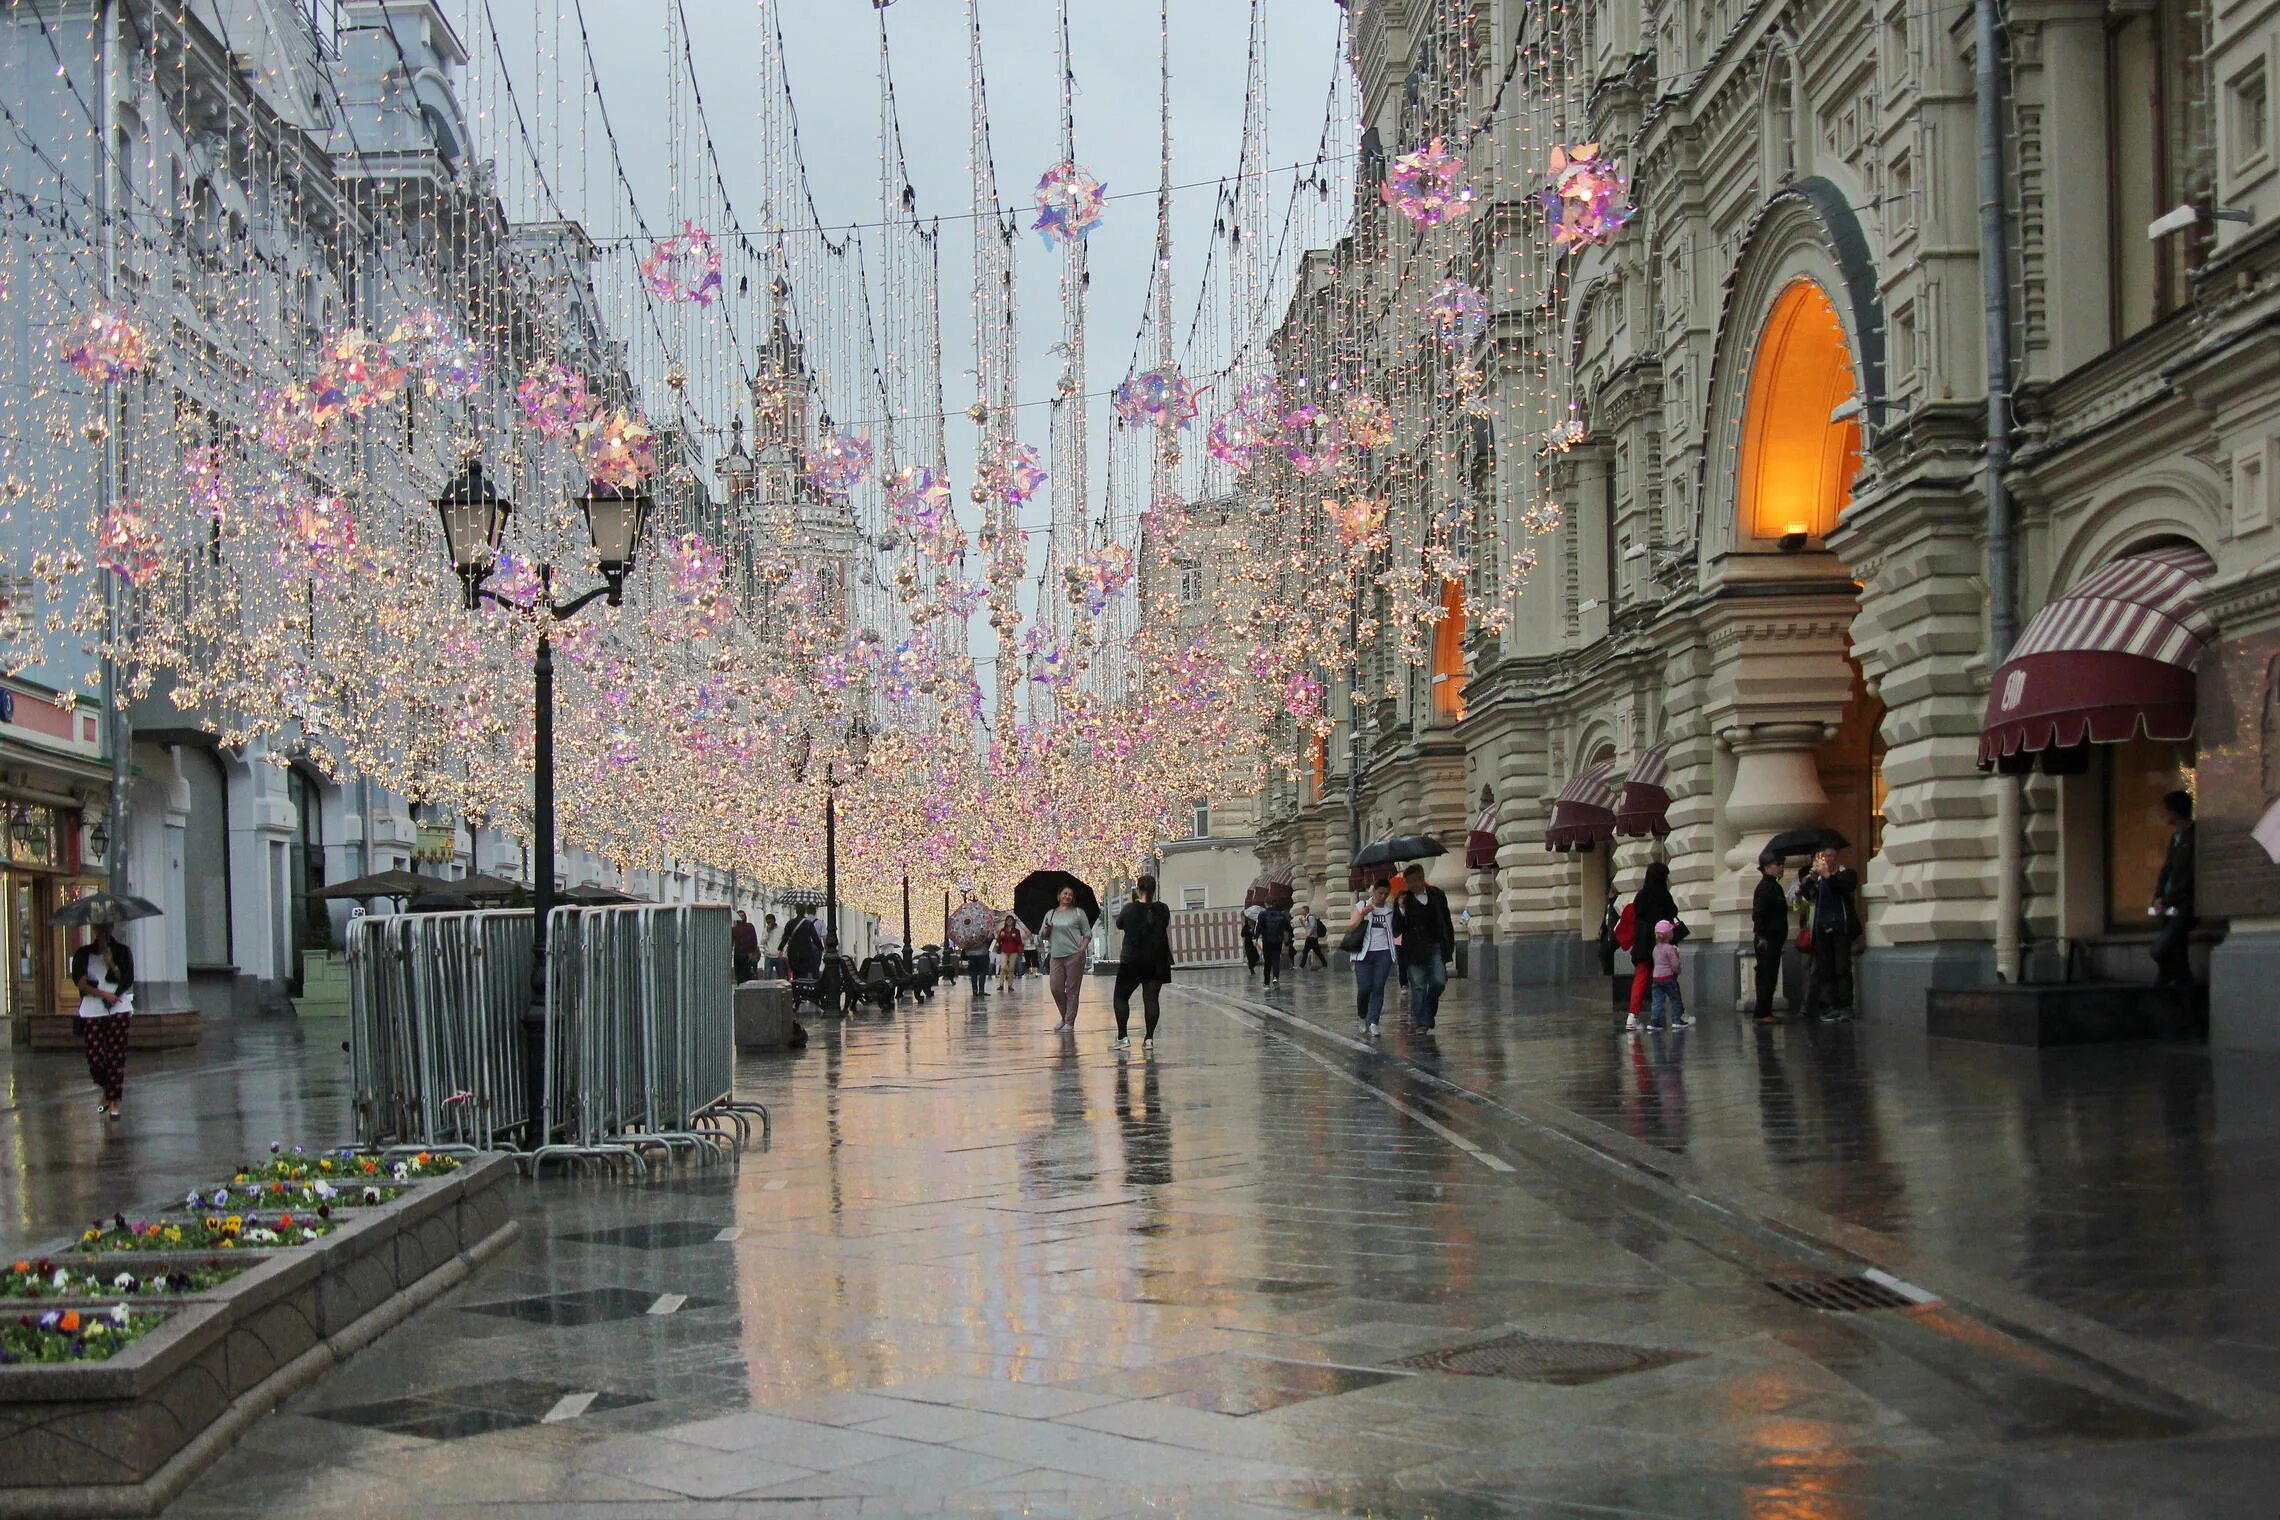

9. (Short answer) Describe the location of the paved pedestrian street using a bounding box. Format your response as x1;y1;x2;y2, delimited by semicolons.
7;971;2279;1518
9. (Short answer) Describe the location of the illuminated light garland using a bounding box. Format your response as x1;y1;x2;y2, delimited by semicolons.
575;408;657;488
978;441;1048;505
804;428;873;497
180;444;232;521
1324;493;1388;549
1112;366;1199;430
95;504;163;585
1541;416;1587;456
1277;403;1348;476
1032;161;1108;244
1382;136;1474;225
886;466;963;558
516;362;597;438
57;306;152;385
387;309;486;398
1339;391;1394;451
259;383;340;457
1541;142;1634;249
487;551;547;610
273;492;360;579
312;328;409;418
1064;542;1134;616
1422;278;1489;349
640;221;725;305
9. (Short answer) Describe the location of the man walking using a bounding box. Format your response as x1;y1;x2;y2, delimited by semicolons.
732;911;762;983
1293;905;1325;968
1392;864;1457;1031
781;905;822;984
761;913;785;978
1257;899;1292;989
1751;859;1788;1024
2151;790;2197;992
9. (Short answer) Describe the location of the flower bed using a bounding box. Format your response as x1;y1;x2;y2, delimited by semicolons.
226;1146;460;1187
1;1306;164;1365
4;1259;239;1302
184;1180;404;1214
75;1211;339;1255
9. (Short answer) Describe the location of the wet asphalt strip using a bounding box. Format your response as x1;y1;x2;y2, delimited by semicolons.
1165;979;2280;1448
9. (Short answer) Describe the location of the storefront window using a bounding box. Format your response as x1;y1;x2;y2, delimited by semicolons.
2105;734;2195;932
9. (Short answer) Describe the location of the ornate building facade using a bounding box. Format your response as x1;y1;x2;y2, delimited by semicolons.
1255;0;2280;1044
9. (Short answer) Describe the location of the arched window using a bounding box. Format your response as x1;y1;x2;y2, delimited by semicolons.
1431;580;1467;720
1737;280;1861;543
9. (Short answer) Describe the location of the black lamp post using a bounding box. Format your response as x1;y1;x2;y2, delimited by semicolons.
434;457;651;1148
821;716;871;955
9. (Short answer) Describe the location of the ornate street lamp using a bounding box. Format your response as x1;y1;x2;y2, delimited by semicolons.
433;464;653;1147
87;814;110;862
822;716;872;959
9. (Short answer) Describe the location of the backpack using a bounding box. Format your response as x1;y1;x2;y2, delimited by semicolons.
1612;902;1637;952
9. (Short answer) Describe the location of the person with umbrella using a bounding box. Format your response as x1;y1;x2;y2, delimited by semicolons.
1039;886;1094;1029
1393;863;1458;1031
59;894;154;1121
781;904;823;985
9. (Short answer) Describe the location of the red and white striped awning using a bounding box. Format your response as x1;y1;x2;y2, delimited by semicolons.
1615;742;1673;838
1545;761;1619;851
1980;545;2216;774
1465;806;1500;869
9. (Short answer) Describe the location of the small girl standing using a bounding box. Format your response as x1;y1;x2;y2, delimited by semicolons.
1648;920;1691;1032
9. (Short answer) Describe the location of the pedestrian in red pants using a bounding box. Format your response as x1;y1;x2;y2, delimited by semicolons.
1622;862;1680;1030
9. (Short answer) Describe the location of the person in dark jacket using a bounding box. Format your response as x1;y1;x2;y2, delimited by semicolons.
1112;874;1174;1049
1393;864;1458;1030
1751;859;1789;1023
1256;901;1293;989
731;911;761;983
1800;848;1861;1021
1625;861;1680;1023
780;905;822;983
2151;790;2196;991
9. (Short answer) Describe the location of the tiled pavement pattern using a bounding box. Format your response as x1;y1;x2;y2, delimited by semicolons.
1;971;2274;1516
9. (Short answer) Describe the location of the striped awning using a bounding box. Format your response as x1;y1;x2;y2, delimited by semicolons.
1979;545;2216;774
1615;743;1674;838
1545;761;1619;851
1465;806;1500;869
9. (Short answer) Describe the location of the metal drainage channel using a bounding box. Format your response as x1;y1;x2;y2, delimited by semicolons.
1764;1274;1925;1313
1390;1331;1702;1386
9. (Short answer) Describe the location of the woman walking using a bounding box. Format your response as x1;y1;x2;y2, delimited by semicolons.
1345;882;1398;1039
70;923;136;1120
1624;861;1681;1030
1041;887;1094;1030
1112;875;1174;1052
994;914;1025;991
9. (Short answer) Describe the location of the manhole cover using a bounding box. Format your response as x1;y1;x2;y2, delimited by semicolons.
1765;1274;1922;1313
1389;1331;1700;1385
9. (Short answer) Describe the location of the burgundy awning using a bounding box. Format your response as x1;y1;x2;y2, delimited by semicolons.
1979;546;2215;775
1465;806;1500;869
1544;762;1619;851
1614;743;1673;837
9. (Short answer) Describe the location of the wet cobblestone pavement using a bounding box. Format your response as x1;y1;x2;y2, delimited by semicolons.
5;969;2278;1517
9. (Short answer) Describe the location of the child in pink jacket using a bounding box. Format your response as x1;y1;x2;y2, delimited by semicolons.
1648;920;1691;1031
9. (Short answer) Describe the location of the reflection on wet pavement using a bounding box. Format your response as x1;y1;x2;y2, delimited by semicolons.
4;968;2275;1517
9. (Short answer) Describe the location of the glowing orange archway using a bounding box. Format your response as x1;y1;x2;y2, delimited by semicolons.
1737;280;1861;543
1431;579;1467;720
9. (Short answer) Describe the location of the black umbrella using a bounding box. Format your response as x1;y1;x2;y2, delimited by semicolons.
1012;870;1100;932
1759;827;1851;865
406;886;475;913
559;883;642;905
53;890;162;929
1352;834;1445;871
450;872;528;902
313;868;436;901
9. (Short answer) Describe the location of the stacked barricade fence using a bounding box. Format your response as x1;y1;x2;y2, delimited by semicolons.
347;902;763;1172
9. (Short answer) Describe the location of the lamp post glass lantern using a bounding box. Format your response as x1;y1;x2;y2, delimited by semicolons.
432;466;652;1146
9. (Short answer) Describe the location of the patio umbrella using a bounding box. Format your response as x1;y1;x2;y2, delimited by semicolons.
406;886;475;913
1758;827;1851;865
312;868;433;901
946;900;1000;951
1012;870;1101;932
52;891;162;929
449;872;527;902
1351;835;1445;871
559;884;641;905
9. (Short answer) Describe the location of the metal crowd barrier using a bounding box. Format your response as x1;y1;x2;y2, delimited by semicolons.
531;904;768;1176
346;910;531;1152
346;904;765;1174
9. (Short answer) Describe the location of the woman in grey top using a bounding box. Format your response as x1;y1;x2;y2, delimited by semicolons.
1041;887;1093;1031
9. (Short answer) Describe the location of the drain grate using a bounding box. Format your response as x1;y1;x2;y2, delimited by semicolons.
1765;1274;1922;1313
1389;1331;1700;1386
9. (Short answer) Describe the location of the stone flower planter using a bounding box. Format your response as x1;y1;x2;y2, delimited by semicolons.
0;1153;517;1519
